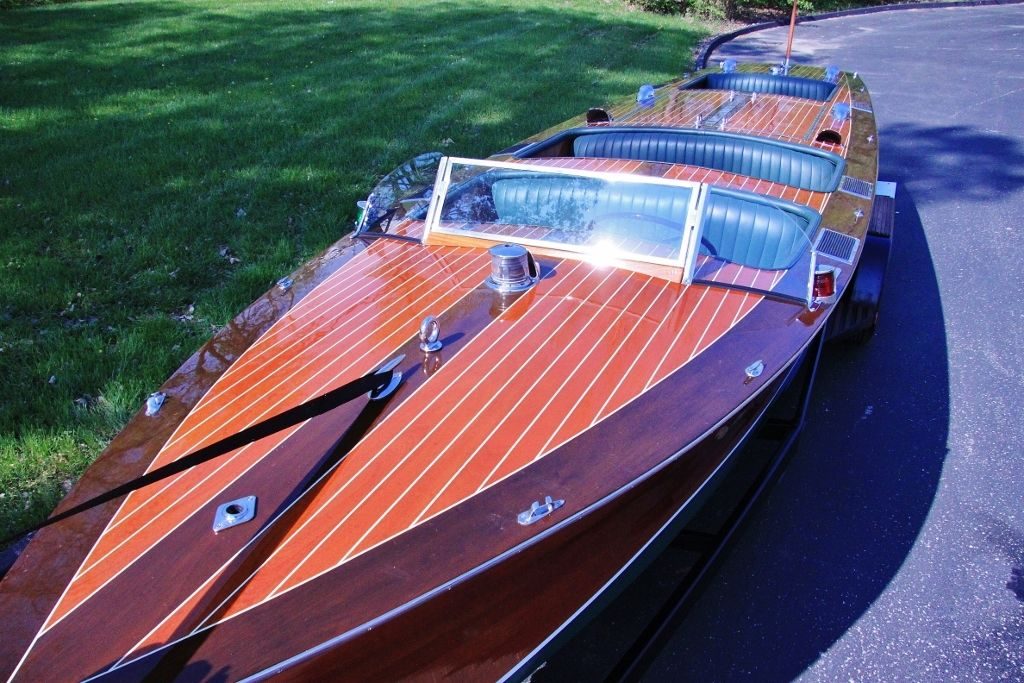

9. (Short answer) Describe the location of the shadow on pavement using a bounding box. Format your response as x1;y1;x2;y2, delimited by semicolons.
537;184;950;681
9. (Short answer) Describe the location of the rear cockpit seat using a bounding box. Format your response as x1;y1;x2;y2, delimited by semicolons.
572;131;842;193
518;128;844;193
683;72;837;102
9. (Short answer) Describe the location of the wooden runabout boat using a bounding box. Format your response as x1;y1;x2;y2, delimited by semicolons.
0;61;891;681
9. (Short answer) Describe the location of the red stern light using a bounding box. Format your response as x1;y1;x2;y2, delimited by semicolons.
812;265;839;305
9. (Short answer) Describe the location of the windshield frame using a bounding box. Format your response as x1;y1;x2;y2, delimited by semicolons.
422;156;707;279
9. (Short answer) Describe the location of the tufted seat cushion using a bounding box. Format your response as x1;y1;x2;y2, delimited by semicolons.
488;176;817;269
572;130;841;192
689;72;836;102
490;176;690;246
701;190;815;270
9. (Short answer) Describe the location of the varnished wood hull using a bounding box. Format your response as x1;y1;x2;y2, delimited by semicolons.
77;346;795;683
0;62;879;681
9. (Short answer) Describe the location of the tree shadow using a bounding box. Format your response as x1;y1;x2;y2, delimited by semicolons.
535;111;1024;682
0;1;703;436
655;184;949;681
882;122;1024;202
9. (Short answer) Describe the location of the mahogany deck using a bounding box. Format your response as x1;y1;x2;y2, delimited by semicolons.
526;64;853;153
31;243;771;661
0;63;878;682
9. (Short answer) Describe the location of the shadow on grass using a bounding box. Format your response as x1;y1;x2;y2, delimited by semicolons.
0;0;702;426
0;0;702;537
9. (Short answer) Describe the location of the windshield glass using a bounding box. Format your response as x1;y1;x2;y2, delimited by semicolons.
357;152;440;237
691;187;820;304
425;158;701;266
424;157;822;305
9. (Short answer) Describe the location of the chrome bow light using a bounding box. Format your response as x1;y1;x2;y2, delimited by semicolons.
485;243;538;294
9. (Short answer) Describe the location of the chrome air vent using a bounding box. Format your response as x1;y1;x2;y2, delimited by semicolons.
486;243;538;294
839;175;873;199
814;228;860;264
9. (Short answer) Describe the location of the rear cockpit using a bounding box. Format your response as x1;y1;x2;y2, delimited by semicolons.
514;127;845;193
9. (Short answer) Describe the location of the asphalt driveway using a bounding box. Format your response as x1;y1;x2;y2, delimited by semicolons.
538;5;1024;681
653;5;1024;681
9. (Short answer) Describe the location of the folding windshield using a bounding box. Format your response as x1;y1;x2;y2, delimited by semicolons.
423;157;822;306
692;187;822;305
423;158;703;269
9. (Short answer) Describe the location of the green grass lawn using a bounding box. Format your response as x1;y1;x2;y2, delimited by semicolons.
0;0;705;542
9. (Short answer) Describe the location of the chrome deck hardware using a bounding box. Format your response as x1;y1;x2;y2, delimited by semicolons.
813;229;860;265
839;176;873;199
212;495;257;533
419;316;442;353
744;360;765;383
485;244;537;294
517;496;565;526
144;392;166;416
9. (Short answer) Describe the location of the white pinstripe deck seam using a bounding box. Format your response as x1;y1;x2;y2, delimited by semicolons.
54;249;487;625
471;273;654;493
348;268;631;554
263;261;598;598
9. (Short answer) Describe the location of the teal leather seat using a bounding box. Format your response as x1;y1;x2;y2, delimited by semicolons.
690;72;836;102
488;176;818;270
701;190;815;270
572;130;841;192
490;176;689;246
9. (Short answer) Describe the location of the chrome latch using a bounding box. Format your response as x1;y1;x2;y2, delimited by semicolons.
213;495;257;533
517;496;564;526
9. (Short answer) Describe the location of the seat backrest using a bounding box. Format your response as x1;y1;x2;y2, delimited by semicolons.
490;176;690;246
701;191;813;270
489;176;816;270
702;72;836;101
572;131;840;192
